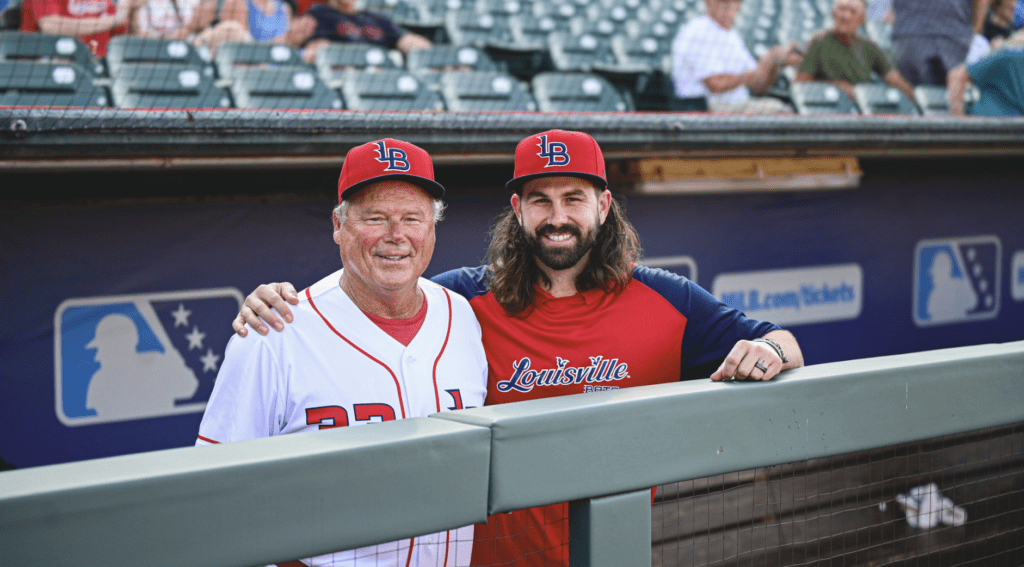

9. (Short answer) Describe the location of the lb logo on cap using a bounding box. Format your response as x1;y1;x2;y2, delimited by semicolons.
537;134;570;168
374;140;411;172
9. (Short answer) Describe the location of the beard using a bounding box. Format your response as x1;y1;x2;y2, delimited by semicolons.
524;222;599;271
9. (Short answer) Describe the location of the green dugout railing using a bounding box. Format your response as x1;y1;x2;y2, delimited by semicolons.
1;341;1022;567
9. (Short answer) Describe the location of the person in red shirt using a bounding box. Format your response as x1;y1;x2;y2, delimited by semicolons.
20;0;135;56
233;130;805;567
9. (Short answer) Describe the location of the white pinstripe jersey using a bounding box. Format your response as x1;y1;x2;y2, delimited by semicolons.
197;269;488;567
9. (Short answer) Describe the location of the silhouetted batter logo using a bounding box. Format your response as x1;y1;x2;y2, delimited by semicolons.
913;236;1000;327
54;289;243;426
537;134;570;167
374;141;411;172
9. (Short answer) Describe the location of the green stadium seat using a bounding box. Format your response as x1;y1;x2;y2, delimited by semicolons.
790;81;859;115
314;44;398;89
0;60;108;107
547;31;616;72
912;84;979;116
339;69;444;111
853;83;920;115
439;70;536;111
475;0;529;18
531;2;578;29
110;63;231;109
531;71;628;112
509;13;566;50
405;44;497;90
214;42;306;83
229;66;342;109
106;36;214;80
444;11;514;48
611;35;669;73
0;32;105;77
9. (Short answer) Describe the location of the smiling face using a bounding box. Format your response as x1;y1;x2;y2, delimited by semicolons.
334;180;436;299
832;0;866;37
512;176;611;272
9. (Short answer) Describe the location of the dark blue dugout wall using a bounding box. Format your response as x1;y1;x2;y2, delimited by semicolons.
2;176;1022;469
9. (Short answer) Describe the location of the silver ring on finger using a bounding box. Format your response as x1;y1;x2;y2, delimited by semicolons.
754;360;768;374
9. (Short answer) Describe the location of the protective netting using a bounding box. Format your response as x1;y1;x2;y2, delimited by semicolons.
2;0;1019;120
653;421;1024;567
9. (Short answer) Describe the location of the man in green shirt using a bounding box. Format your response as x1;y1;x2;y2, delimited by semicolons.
795;0;916;101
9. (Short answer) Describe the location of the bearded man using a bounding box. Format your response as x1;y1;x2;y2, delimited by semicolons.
234;129;804;567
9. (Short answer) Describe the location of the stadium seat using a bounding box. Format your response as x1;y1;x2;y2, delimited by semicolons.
789;81;858;115
110;63;231;109
0;60;108;107
853;83;920;115
439;70;536;110
362;0;422;24
611;35;669;73
913;84;979;116
340;69;445;110
624;20;676;54
444;11;514;47
475;0;529;18
531;71;628;111
913;85;950;115
531;2;579;28
229;66;342;109
417;0;470;29
509;13;567;50
569;16;625;43
106;36;214;80
547;31;616;72
405;44;497;90
314;44;398;88
0;32;105;77
214;42;306;83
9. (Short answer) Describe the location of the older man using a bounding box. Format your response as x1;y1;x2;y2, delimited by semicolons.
671;0;801;112
235;130;804;567
197;139;487;567
796;0;916;101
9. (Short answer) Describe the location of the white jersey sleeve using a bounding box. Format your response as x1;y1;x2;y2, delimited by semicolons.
196;332;286;445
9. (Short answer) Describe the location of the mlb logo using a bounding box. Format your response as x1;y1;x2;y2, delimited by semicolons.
913;236;1001;327
54;289;243;426
639;255;698;284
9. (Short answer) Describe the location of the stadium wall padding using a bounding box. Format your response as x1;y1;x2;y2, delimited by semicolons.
1;175;1023;468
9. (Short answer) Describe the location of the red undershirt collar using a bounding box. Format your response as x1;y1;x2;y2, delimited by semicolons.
360;296;428;347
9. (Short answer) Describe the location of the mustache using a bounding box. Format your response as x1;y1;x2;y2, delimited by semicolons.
534;224;582;238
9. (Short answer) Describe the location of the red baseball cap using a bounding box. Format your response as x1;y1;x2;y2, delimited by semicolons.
337;138;445;202
505;130;608;192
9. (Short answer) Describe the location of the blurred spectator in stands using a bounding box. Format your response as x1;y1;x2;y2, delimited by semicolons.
982;0;1024;42
217;0;314;46
20;0;136;56
126;0;217;39
890;0;988;86
947;31;1024;115
796;0;916;101
671;0;801;113
300;0;430;64
867;0;894;23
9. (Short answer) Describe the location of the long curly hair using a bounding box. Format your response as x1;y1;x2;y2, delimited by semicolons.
485;192;642;316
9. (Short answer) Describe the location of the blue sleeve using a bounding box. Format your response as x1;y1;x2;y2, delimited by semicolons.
632;266;780;381
430;265;491;301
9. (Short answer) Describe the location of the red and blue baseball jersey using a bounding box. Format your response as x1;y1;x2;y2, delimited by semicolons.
431;265;779;567
198;270;488;567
